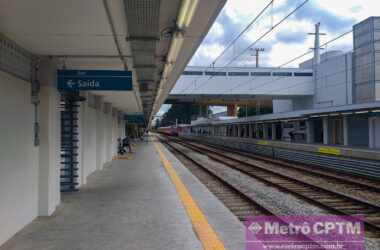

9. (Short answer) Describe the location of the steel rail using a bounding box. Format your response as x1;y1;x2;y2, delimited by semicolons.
170;137;380;235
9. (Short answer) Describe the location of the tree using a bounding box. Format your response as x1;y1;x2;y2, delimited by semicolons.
237;106;273;118
160;103;212;126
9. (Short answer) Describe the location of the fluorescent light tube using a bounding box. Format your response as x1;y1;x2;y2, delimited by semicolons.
177;0;199;28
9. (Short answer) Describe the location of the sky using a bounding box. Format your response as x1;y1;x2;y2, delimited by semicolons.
157;0;380;117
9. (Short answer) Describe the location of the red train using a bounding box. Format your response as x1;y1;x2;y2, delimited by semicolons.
157;125;188;136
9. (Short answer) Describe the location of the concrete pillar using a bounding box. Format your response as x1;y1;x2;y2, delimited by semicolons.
227;104;237;116
369;117;375;149
256;101;261;115
37;58;61;216
255;123;259;139
343;116;349;146
95;96;104;170
198;104;209;118
263;124;269;139
271;123;276;140
111;108;119;157
322;116;329;145
306;120;314;144
103;103;112;163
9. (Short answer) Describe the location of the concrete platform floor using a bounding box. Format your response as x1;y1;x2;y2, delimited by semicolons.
0;137;244;250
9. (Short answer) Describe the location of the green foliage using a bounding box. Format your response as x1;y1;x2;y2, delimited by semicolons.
237;106;273;118
160;104;212;126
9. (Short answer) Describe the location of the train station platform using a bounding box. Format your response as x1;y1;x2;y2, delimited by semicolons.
0;136;244;250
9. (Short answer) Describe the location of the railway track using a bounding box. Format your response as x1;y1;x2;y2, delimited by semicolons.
163;140;273;221
188;138;380;193
161;135;380;236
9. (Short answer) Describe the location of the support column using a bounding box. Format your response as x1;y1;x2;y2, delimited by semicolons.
256;101;261;115
322;117;329;145
263;124;269;139
103;102;112;163
38;58;61;215
306;120;315;144
111;108;119;157
271;123;276;140
255;124;259;139
369;117;375;149
198;104;209;118
227;104;237;116
95;96;104;170
343;116;349;146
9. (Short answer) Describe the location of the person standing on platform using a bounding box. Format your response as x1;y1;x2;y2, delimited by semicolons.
122;135;133;153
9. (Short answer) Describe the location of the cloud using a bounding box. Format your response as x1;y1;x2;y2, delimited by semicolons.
276;30;308;44
292;1;355;33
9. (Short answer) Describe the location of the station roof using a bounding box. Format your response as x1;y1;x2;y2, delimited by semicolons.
192;101;380;126
0;0;226;124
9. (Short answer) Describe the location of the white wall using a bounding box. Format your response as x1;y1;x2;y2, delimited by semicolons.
111;112;119;157
38;59;61;216
314;53;353;108
79;96;118;184
0;68;126;246
0;71;39;245
171;66;314;96
273;99;293;113
38;85;60;215
81;98;98;184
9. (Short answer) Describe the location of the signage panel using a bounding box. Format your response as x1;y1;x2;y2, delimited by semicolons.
125;114;145;125
57;70;133;91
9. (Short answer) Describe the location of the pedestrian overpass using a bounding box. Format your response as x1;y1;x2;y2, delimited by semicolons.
167;66;314;105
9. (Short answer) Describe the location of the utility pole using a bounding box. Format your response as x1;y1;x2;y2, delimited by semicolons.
309;23;326;65
308;23;326;103
250;48;265;68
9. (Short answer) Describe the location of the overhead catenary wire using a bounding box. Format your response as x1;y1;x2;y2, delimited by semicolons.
197;29;355;95
222;30;354;93
183;0;310;94
223;0;310;68
277;29;353;68
211;0;275;65
178;30;354;99
177;0;277;94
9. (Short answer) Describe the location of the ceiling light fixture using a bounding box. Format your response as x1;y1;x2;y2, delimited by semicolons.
177;0;199;28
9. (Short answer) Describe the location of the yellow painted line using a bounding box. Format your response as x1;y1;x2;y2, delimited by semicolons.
318;146;341;156
257;140;269;146
113;155;133;160
154;142;226;250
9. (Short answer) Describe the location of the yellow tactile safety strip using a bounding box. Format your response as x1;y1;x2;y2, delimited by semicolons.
154;142;226;250
112;155;133;160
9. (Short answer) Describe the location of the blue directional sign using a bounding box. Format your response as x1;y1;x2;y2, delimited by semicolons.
125;114;145;125
57;70;133;92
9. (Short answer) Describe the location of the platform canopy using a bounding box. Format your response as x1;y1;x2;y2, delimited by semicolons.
0;0;226;124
